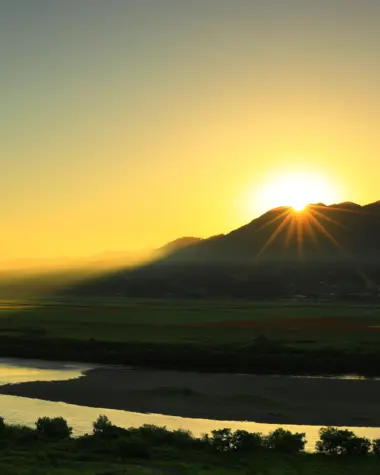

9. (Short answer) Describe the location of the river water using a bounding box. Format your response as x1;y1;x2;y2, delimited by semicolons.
1;358;380;451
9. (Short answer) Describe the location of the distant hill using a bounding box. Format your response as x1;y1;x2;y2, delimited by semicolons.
0;237;202;298
67;201;380;299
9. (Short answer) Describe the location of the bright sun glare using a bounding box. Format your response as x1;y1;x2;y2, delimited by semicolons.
255;172;339;214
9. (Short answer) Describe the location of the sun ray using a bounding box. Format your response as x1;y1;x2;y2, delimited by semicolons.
308;214;343;251
284;214;297;247
255;208;292;233
309;207;347;228
307;213;373;288
303;213;319;247
256;213;292;257
296;216;304;258
311;204;361;215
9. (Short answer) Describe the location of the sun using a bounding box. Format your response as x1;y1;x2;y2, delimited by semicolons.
254;171;339;214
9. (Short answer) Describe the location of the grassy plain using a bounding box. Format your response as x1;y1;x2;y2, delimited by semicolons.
0;297;380;348
0;298;380;374
3;451;380;475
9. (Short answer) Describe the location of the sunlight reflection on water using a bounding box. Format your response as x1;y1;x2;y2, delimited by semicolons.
0;359;379;452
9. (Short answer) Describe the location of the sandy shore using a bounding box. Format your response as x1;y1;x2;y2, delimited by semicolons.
3;368;380;427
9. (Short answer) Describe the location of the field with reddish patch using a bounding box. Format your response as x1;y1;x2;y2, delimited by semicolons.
1;298;380;346
187;316;380;333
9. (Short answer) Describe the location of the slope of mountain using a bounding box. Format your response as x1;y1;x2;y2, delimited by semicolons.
68;201;380;298
150;201;380;265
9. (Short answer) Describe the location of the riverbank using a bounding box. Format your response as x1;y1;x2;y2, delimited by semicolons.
4;367;380;427
1;333;380;377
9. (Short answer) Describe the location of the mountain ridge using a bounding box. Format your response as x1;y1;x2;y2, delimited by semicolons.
3;200;380;299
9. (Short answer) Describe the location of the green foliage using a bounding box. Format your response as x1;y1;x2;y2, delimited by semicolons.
232;429;263;452
35;417;72;440
206;428;264;453
208;428;235;452
93;415;114;435
0;416;378;473
113;436;151;459
316;427;371;456
372;438;380;456
263;428;306;453
92;415;127;438
132;425;194;449
0;417;5;433
4;424;37;444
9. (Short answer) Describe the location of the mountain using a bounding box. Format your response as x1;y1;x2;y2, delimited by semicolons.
68;201;380;299
155;237;203;258
158;201;380;265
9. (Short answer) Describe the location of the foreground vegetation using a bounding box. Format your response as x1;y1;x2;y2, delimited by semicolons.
1;298;380;375
1;415;380;474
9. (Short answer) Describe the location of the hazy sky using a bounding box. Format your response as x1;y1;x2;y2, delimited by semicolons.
2;0;380;259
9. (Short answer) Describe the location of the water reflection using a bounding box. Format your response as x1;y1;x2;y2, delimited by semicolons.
2;394;380;451
0;358;92;384
0;359;379;452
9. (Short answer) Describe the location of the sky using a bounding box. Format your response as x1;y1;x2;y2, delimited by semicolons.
2;0;380;260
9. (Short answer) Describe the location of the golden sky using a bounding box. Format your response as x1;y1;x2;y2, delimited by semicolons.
2;1;380;260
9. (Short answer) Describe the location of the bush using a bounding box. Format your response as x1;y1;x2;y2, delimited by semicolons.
151;444;182;460
6;424;37;444
208;428;234;452
264;428;306;454
35;417;72;440
93;415;126;438
133;425;193;448
93;415;113;435
373;439;380;456
0;417;5;434
232;430;264;452
316;427;371;456
114;436;150;459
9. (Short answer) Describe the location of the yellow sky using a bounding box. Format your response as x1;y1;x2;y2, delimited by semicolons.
1;1;380;260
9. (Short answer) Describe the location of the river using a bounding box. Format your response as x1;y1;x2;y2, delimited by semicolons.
0;358;379;451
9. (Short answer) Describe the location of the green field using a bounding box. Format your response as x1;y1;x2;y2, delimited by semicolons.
0;297;380;348
0;298;380;375
4;450;380;475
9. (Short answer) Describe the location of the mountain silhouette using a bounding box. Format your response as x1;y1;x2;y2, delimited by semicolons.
157;201;380;264
68;201;380;298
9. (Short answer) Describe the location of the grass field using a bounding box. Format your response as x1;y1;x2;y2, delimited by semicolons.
0;297;380;349
3;450;380;475
1;297;380;374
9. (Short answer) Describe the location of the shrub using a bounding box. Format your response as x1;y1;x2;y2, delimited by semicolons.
316;427;371;456
114;436;150;459
93;415;113;435
0;417;5;434
344;436;371;456
208;428;234;452
373;439;380;456
264;428;306;453
35;417;72;440
6;424;37;443
133;425;192;448
93;415;126;438
232;430;264;452
152;444;182;460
